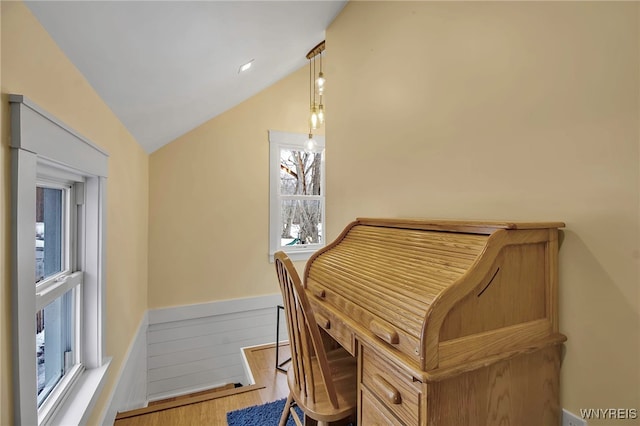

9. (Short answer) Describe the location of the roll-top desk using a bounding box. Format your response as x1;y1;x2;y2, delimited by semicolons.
303;218;567;426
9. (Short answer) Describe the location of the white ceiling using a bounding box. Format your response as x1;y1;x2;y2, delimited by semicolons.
26;1;347;153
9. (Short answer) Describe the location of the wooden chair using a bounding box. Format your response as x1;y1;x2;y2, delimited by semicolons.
274;251;357;426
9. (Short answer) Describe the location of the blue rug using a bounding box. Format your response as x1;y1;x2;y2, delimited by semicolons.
226;398;302;426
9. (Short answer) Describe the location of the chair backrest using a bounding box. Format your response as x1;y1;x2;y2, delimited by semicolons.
274;251;340;409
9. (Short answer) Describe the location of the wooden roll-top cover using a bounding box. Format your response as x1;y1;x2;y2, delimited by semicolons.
304;218;565;373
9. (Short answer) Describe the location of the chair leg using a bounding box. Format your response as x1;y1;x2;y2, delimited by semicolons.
302;414;319;425
279;393;294;426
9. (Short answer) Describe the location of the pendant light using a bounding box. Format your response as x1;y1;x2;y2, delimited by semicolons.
306;41;325;151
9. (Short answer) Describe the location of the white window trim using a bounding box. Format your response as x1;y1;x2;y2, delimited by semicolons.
10;94;111;425
268;130;326;262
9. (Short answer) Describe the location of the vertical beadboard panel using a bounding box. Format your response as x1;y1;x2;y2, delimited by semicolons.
99;312;148;425
146;294;284;401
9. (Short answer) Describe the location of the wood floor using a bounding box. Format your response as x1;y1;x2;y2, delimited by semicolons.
114;343;291;426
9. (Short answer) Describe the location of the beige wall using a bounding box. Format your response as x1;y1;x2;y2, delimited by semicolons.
148;65;312;308
0;2;149;423
326;1;639;422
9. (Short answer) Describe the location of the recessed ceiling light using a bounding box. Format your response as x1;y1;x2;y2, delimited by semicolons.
238;60;254;73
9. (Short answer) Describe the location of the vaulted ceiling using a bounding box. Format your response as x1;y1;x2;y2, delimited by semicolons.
26;1;347;153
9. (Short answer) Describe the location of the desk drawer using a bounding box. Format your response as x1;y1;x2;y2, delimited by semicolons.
361;387;404;425
361;346;421;426
306;278;422;364
310;300;355;355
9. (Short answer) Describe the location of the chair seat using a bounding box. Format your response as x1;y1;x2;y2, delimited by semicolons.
286;347;357;423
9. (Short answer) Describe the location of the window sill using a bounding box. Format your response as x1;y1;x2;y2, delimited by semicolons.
268;248;320;263
45;357;112;426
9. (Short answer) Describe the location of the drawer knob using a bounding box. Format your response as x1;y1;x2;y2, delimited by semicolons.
372;374;402;405
369;320;399;345
314;289;326;299
316;313;331;329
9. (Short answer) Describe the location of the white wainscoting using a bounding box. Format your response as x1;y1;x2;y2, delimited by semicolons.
146;293;284;401
99;312;148;425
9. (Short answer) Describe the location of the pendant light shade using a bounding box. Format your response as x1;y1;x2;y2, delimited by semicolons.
317;103;324;125
316;72;325;93
310;106;319;130
305;133;317;152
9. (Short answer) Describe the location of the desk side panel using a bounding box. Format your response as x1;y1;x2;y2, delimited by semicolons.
427;344;562;426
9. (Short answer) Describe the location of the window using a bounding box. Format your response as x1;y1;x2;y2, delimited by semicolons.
35;178;84;414
269;131;325;262
10;95;110;425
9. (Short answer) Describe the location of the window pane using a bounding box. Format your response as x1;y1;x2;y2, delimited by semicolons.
280;199;323;246
37;289;75;407
36;187;64;283
279;149;322;196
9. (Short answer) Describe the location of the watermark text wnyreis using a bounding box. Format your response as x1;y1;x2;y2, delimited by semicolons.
579;408;638;420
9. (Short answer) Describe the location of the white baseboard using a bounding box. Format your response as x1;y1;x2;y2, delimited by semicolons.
99;312;148;425
146;381;229;403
